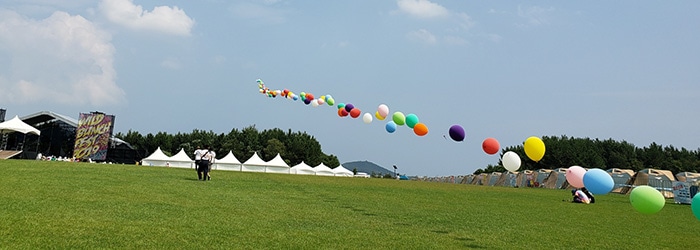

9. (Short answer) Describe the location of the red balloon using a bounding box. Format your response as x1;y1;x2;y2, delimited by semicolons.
306;93;314;101
482;137;500;155
338;108;349;117
349;108;361;118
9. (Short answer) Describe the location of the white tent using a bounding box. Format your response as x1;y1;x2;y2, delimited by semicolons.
313;163;334;176
141;147;170;167
0;115;41;135
169;148;194;168
333;164;354;177
290;161;315;175
242;152;267;172
265;153;290;174
213;151;241;171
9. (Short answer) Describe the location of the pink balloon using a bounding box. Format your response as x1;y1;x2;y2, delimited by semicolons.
377;104;389;118
566;166;587;188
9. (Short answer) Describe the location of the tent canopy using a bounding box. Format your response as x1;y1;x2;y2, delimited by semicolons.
217;151;241;164
0;115;40;135
142;147;169;161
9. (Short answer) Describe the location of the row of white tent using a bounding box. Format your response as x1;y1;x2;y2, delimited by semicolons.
141;147;355;177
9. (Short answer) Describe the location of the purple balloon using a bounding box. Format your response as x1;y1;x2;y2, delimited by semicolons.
448;125;465;142
344;103;354;112
303;99;311;105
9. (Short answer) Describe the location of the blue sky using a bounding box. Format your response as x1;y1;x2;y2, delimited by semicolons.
1;0;699;176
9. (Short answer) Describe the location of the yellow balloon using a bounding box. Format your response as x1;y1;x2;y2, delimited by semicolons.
524;136;545;162
375;111;386;120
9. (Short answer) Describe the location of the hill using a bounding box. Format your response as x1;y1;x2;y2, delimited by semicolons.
342;160;393;176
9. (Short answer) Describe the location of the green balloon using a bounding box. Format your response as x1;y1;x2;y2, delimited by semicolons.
327;98;335;106
337;103;345;109
405;114;419;128
392;112;406;126
692;194;700;221
630;185;665;214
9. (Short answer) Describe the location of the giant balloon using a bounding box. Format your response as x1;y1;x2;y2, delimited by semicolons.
582;168;614;195
349;108;361;118
413;123;428;136
405;114;419;128
344;103;354;112
524;136;545;162
385;121;397;133
565;166;587;188
362;113;373;124
375;111;385;120
392;112;406;126
377;104;389;118
692;194;700;220
448;125;465;142
502;151;521;172
482;138;500;155
630;185;665;214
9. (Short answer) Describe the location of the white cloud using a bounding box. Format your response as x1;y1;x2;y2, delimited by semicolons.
160;57;182;70
396;0;449;19
407;29;437;44
99;0;195;36
517;5;555;26
229;2;288;24
456;12;474;31
0;10;125;106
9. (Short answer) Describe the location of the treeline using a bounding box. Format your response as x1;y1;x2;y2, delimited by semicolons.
114;125;340;167
475;135;700;174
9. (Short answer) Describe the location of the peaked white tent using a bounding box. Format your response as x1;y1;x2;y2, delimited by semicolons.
213;151;242;171
333;165;353;177
265;153;290;174
0;115;41;151
169;148;194;168
141;147;170;167
242;152;267;172
0;115;41;135
290;161;315;175
313;163;334;176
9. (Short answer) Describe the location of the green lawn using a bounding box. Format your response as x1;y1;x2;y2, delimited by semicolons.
0;159;696;249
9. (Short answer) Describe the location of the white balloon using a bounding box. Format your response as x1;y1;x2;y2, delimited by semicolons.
502;151;521;172
311;99;319;107
362;113;373;124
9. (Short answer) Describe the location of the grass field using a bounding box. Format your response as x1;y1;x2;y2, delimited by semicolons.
0;159;697;249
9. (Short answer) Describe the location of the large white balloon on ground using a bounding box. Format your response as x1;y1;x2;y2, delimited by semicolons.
501;151;521;172
566;166;587;188
582;168;614;195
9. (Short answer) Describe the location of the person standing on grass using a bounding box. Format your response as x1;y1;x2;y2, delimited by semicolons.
193;146;204;178
206;147;216;181
198;146;212;181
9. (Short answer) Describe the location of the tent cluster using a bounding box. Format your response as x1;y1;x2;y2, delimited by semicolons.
423;167;697;199
141;147;354;177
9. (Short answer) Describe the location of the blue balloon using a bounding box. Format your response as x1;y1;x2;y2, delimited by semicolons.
582;168;614;195
385;121;397;133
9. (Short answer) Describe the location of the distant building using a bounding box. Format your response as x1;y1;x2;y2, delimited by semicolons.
2;110;144;163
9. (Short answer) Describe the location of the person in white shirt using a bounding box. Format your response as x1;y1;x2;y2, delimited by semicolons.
206;148;216;180
193;146;204;179
198;146;212;181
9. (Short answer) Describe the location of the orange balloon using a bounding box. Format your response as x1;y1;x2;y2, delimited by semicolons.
482;137;500;155
338;108;349;117
413;123;428;136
